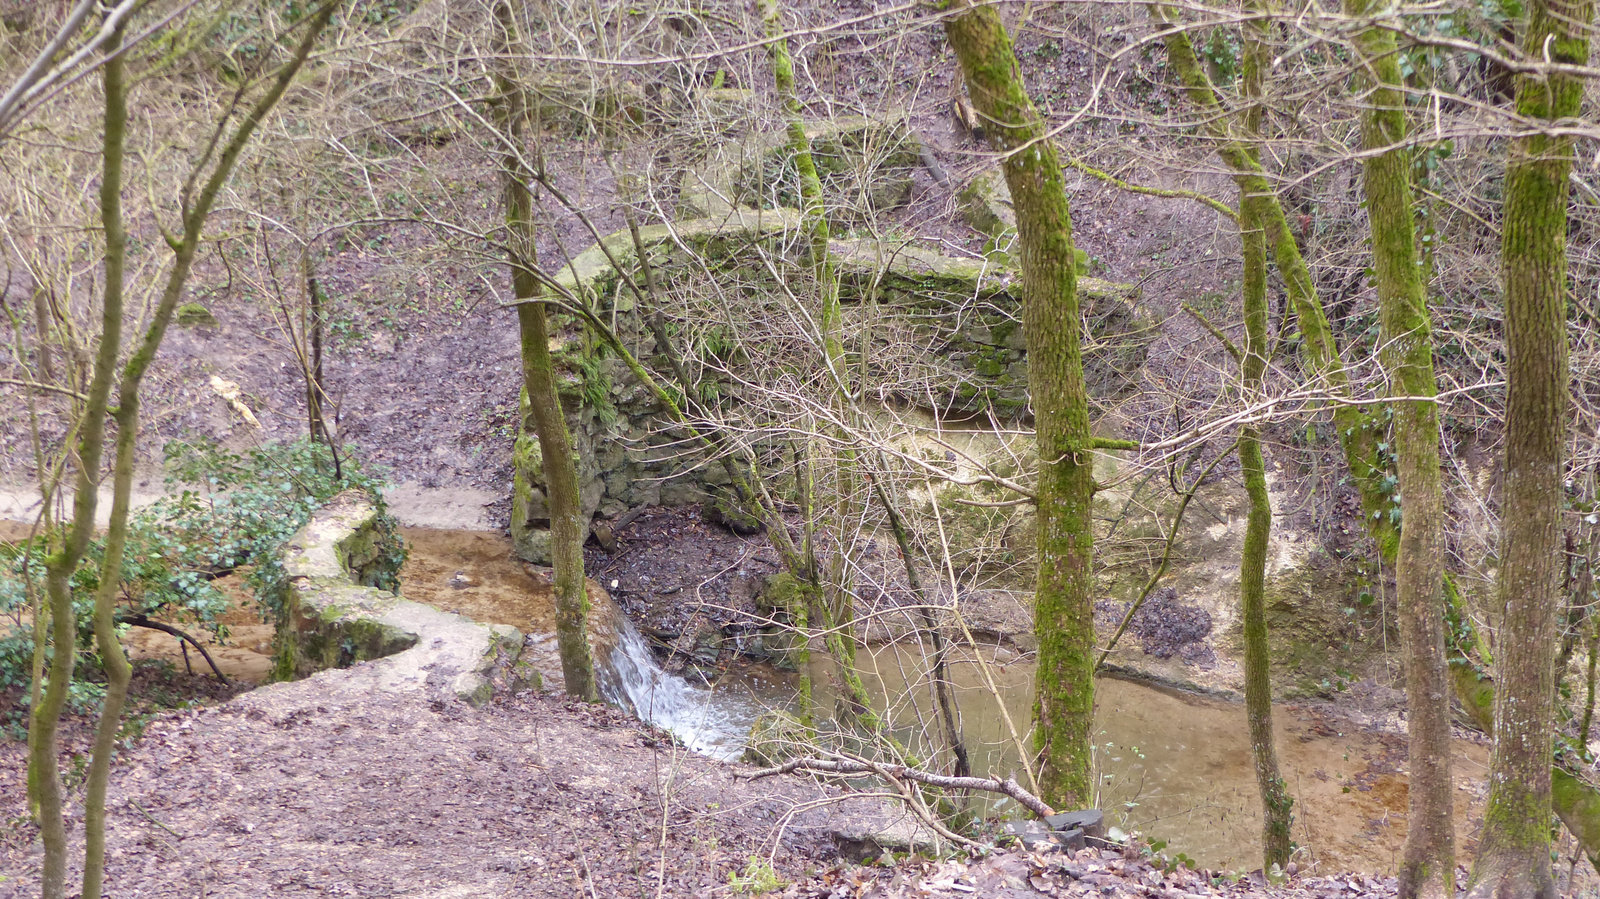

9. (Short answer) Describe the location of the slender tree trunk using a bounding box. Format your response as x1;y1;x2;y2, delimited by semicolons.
941;0;1095;808
78;23;130;898
30;9;339;895
1345;2;1456;893
304;252;328;450
494;0;597;702
1153;9;1394;557
1232;16;1294;870
757;0;875;724
33;20;129;893
1238;185;1294;869
1470;0;1589;890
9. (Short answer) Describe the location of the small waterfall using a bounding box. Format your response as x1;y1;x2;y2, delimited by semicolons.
595;614;768;761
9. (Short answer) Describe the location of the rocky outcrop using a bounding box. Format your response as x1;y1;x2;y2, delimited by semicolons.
276;491;529;705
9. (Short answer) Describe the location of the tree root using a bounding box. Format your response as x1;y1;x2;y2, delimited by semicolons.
118;614;230;684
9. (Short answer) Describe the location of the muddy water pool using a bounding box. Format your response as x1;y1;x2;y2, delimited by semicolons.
794;642;1488;875
113;526;1487;876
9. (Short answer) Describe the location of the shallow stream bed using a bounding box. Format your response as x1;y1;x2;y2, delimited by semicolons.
119;525;1488;877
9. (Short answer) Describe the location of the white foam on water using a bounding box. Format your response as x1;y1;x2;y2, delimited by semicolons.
596;615;769;761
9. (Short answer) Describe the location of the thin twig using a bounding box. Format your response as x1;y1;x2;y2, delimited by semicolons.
128;799;182;838
119;614;230;684
0;378;87;401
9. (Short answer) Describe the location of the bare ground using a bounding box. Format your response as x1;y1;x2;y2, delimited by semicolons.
0;683;1546;899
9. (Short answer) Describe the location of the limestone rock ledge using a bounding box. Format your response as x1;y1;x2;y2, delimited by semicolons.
277;491;527;706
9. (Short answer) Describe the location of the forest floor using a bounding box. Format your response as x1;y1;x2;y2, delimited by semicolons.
0;668;1511;899
3;514;1568;898
0;1;1550;893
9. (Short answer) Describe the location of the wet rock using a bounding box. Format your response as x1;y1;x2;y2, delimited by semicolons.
1003;820;1085;852
1045;808;1105;840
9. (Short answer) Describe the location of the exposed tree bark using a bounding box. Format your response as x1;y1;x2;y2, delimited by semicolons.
1451;649;1600;875
1345;1;1455;893
941;0;1095;808
1469;0;1590;889
493;0;598;702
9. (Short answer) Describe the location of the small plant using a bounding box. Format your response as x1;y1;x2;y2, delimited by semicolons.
1145;839;1199;875
0;438;404;719
728;856;785;895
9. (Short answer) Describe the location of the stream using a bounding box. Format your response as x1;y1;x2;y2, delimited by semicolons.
599;633;1488;875
119;525;1489;877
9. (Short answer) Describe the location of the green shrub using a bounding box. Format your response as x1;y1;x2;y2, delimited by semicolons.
0;438;404;726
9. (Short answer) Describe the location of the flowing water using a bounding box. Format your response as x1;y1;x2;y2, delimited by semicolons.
595;614;777;761
113;526;1490;876
603;636;1489;875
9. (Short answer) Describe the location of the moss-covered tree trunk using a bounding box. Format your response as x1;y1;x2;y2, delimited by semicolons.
1346;2;1455;893
32;27;128;895
1232;17;1294;870
1469;0;1589;890
941;0;1095;808
78;26;132;899
494;0;597;702
757;0;876;723
1238;187;1294;869
30;9;339;896
1153;10;1393;557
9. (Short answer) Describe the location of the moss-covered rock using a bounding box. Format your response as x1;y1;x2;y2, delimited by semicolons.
175;302;217;328
742;709;815;766
276;493;524;706
703;493;764;536
959;170;1016;237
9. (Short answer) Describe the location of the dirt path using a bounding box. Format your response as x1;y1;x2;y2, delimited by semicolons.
0;665;905;897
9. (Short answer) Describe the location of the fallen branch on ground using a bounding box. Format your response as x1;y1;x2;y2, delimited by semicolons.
742;757;1056;818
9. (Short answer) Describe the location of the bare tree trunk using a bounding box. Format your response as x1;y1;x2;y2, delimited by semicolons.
1345;1;1455;893
940;0;1095;809
1469;0;1589;890
494;0;597;702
